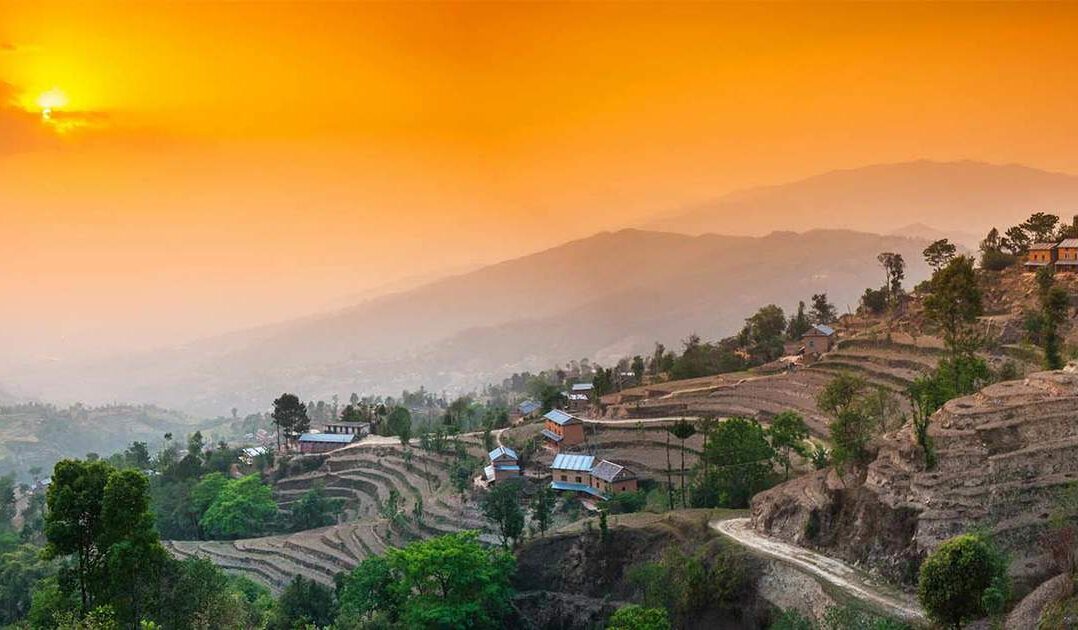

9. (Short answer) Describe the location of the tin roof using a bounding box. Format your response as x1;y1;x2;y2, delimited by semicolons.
1058;239;1078;248
517;400;541;415
488;446;518;461
550;480;607;499
544;409;579;426
806;324;835;336
571;383;594;392
590;459;635;483
551;453;594;472
297;433;355;443
1030;242;1059;250
540;428;564;442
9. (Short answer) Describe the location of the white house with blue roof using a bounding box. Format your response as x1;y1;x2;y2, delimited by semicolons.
484;445;521;483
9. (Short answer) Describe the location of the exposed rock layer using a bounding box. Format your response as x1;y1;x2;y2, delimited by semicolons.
752;370;1078;588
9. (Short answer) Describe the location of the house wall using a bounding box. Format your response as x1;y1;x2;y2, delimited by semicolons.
804;334;833;354
544;420;585;449
493;467;520;481
299;441;342;454
1028;249;1057;264
1058;248;1078;266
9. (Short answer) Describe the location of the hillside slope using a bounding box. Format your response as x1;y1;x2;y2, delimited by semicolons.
9;229;932;414
645;160;1078;241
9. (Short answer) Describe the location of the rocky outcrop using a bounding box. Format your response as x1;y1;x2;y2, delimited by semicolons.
752;370;1078;589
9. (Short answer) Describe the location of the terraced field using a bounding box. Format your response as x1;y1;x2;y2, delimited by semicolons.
606;337;950;437
166;438;496;592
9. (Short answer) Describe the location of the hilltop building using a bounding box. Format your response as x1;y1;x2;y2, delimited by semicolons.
511;399;541;423
1026;242;1058;269
801;324;836;355
323;421;370;436
541;409;586;451
484;446;521;483
549;453;638;500
567;382;594;412
297;432;356;454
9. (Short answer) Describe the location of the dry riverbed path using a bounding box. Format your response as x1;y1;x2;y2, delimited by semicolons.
710;517;927;625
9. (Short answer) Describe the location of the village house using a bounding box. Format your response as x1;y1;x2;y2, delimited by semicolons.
801;324;836;355
297;432;356;454
549;453;638;500
588;459;638;496
1056;239;1078;271
1025;242;1059;270
566;382;594;412
510;399;541;423
484;445;521;483
323;420;370;436
549;453;600;497
541;409;586;451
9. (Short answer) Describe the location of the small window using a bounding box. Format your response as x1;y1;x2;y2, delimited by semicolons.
575;476;582;483
561;474;567;481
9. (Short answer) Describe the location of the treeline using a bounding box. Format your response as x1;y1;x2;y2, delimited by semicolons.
979;211;1077;270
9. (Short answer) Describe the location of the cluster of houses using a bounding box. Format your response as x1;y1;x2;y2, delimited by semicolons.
482;443;638;502
1025;239;1078;271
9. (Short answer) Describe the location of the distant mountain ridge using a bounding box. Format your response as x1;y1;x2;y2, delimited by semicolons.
645;160;1078;239
8;228;934;415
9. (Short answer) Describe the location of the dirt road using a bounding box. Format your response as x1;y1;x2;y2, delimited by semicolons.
710;517;926;624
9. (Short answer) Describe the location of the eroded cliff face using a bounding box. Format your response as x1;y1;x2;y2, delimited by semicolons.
752;370;1078;588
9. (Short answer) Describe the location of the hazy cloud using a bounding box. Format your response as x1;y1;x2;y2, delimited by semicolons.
1;43;14;51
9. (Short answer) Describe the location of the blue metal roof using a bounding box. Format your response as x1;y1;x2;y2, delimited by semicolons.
571;383;594;392
551;453;594;472
550;480;606;499
298;433;355;443
809;324;835;336
544;409;578;425
488;446;519;461
517;400;541;415
540;428;564;442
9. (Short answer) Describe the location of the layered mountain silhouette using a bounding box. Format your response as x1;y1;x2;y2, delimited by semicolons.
12;229;931;415
645;160;1078;240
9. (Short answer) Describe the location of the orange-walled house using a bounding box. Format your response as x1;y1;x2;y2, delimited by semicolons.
541;409;586;451
588;459;638;496
1026;242;1058;270
1056;239;1078;271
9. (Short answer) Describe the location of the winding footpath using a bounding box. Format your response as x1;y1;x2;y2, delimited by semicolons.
710;517;927;625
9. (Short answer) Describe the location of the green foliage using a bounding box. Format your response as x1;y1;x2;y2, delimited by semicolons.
877;252;906;301
531;486;554;536
810;293;838;325
608;604;672;630
923;238;957;271
199;474;277;539
768;411;809;480
860;287;888;314
669;334;746;381
0;542;55;624
979;248;1017;271
908;355;990;469
336;531;515;629
769;609;814;630
923;256;983;374
786;301;811;341
691;418;775;508
816;373;898;468
628;541;753;623
288;483;344;532
741;305;788;362
386;407;413;445
918;533;1009;628
480;480;525;548
820;604;910;630
603;490;647;514
268;575;336;630
271;393;309;448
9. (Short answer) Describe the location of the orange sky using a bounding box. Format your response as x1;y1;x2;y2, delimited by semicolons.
3;2;1078;363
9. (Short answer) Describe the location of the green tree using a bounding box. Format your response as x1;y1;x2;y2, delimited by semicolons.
480;480;525;548
0;543;55;625
810;293;838;325
269;575;336;630
271;393;308;451
877;252;906;301
387;406;413;445
43;459;114;611
288;484;344;532
607;604;671;630
786;301;811;340
923;256;983;391
199;475;277;539
1021;211;1060;242
923;238;957;272
691;418;775;508
768;411;809;480
742;305;787;362
336;531;514;629
531;486;554;537
918;533;1009;629
816;373;897;468
668;419;696;507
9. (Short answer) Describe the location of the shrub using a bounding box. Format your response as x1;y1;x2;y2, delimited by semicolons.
917;533;1009;628
608;605;671;630
980;249;1017;271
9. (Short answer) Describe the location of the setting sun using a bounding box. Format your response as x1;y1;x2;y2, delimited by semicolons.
36;87;67;119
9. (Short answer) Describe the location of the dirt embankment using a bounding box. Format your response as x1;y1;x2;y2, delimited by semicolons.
511;510;835;629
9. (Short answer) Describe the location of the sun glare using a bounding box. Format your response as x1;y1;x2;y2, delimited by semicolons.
37;88;68;120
